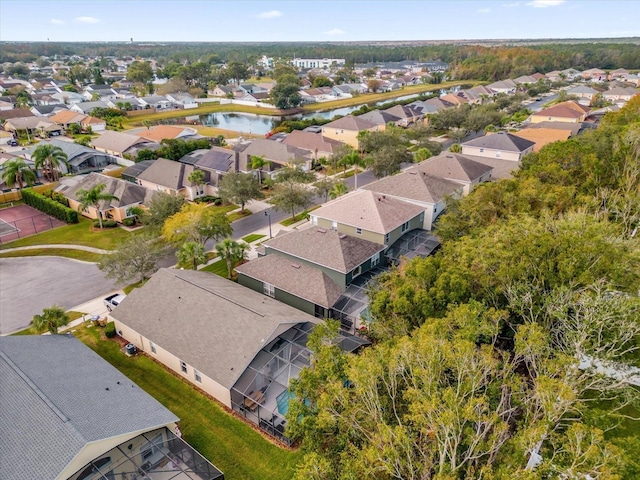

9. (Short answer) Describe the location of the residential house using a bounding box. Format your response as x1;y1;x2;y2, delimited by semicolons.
64;172;154;223
566;85;599;103
236;138;313;172
513;75;539;85
91;130;153;158
178;146;236;195
49;110;106;132
460;132;535;178
3;116;63;138
136;157;197;196
121;159;156;184
409;97;455;115
610;68;630;79
30;103;67;117
487;79;517;94
50;91;87;105
0;108;34;121
545;70;563;82
439;93;468;106
512;126;574;152
70;100;109;115
309;189;428;246
582;68;606;81
110;268;367;444
530;101;589;124
0;335;223;480
165;92;198;109
602;86;638;104
209;85;238;97
281;129;344;161
357;109;402;128
382;104;423;127
412;152;493;195
239;91;270;103
320;115;379;149
24;138;119;175
332;84;367;97
560;68;583;81
139;95;172;110
299;87;335;104
459;85;495;105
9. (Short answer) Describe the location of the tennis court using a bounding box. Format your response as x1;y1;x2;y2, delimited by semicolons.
0;204;65;244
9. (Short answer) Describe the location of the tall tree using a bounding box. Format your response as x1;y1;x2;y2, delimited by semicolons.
99;233;169;284
270;179;315;220
177;241;206;270
187;169;205;200
31;305;69;334
143;191;186;229
217;171;264;212
226;61;249;85
338;150;366;189
162;203;232;247
32;144;69;182
75;183;119;229
215;239;249;278
1;158;36;189
126;60;153;83
314;176;338;202
250;155;270;184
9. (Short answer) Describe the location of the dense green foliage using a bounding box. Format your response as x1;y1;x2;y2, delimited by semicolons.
22;188;78;223
288;96;640;478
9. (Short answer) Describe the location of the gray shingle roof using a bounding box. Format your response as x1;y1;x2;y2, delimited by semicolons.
137;157;192;190
0;335;178;480
235;255;344;308
412;153;493;183
322;115;378;131
263;227;386;273
311;189;426;234
91;130;147;154
362;169;462;204
24;138;100;162
282;130;343;156
462;132;535;153
110;269;318;389
357;110;401;125
65;172;154;209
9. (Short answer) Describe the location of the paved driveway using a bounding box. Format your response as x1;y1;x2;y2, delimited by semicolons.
0;257;119;335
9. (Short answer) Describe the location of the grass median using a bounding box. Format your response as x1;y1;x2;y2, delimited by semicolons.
73;324;302;479
0;247;105;263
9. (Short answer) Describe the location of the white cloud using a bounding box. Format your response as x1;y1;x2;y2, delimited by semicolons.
324;28;345;36
50;18;64;25
478;8;491;13
257;10;282;19
527;0;565;7
502;2;520;6
74;16;101;24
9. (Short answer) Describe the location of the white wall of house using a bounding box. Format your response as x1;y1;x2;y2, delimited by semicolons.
461;145;528;161
113;320;232;408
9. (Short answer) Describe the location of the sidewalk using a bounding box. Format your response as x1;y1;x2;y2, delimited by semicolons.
59;289;125;332
0;244;111;254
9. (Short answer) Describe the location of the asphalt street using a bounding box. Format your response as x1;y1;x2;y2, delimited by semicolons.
0;256;118;335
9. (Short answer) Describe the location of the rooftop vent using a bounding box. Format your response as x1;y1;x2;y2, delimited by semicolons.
317;228;327;233
339;234;347;239
291;263;301;269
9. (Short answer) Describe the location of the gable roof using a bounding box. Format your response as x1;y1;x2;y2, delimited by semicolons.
312;189;426;234
281;129;343;155
462;132;535;153
136;125;188;142
357;110;402;125
322;115;378;131
110;268;317;389
91;130;147;154
362;169;462;204
533;104;584;119
383;104;421;119
137;157;192;190
413;152;493;183
263;227;386;273
511;127;572;152
525;121;581;136
0;108;34;120
50;109;86;124
0;335;178;480
65;172;154;208
235;255;343;308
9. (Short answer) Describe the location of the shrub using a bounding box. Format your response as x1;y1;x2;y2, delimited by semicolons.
21;188;78;224
104;322;116;338
93;219;117;228
194;195;220;204
122;217;135;227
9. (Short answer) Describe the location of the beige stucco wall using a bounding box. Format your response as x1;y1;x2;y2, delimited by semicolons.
113;320;232;408
461;145;524;161
530;114;582;124
320;125;379;149
68;198;131;223
137;178;180;196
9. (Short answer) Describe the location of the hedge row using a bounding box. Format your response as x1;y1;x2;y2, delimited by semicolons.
22;188;79;224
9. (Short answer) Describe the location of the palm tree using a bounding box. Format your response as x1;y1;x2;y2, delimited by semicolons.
1;158;36;189
449;143;463;153
188;169;205;200
250;155;270;185
339;151;366;189
15;90;33;108
126;205;145;225
76;183;119;229
31;305;69;334
329;181;349;200
177;241;206;270
32;144;69;182
215;239;249;279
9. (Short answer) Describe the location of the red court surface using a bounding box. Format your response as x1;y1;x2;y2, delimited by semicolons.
0;204;65;244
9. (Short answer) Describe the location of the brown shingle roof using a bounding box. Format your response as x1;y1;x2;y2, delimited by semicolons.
412;153;493;183
91;130;147;154
235;255;343;309
50;110;86;124
462;132;535;153
137;157;193;190
282;130;343;156
311;190;425;234
362;170;462;204
322;115;377;131
511;128;572;152
136;125;186;142
533;105;584;119
263;227;386;273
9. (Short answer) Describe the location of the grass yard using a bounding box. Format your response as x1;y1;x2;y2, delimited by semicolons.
242;234;266;243
73;325;302;479
228;210;252;222
12;311;86;336
279;206;320;227
201;258;230;278
0;247;104;263
0;217;142;251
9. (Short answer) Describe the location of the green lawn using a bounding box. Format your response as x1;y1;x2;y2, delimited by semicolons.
228;210;252;222
242;234;266;243
279;206;320;227
0;247;105;263
0;217;142;251
73;325;302;479
12;311;86;336
201;258;230;278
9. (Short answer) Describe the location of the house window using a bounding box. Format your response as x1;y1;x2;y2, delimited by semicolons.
480;148;484;153
180;361;187;374
371;252;380;267
495;151;501;158
356;227;362;235
352;266;362;278
150;341;156;354
384;233;390;243
194;369;202;383
401;221;410;232
263;282;275;298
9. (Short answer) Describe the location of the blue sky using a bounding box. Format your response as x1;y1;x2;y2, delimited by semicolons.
1;0;638;42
